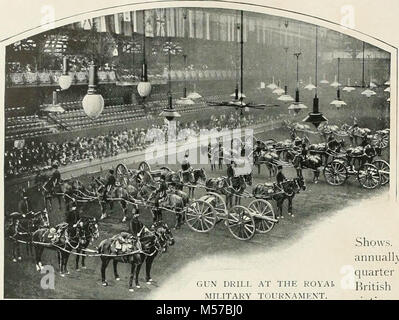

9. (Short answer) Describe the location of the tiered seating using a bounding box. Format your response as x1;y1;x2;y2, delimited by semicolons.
54;104;148;130
5;113;56;140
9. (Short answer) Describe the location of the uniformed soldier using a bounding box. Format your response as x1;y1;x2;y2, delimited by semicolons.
181;152;192;182
103;169;116;201
46;163;61;193
276;165;287;188
18;189;31;215
218;141;224;170
128;205;147;239
226;163;235;208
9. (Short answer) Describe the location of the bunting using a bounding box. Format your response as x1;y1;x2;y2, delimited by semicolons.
68;9;283;44
195;10;204;39
155;8;167;37
188;9;195;38
122;12;133;36
205;12;210;40
145;10;155;37
166;8;176;37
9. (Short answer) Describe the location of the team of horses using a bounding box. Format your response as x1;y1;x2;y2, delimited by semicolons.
11;120;385;292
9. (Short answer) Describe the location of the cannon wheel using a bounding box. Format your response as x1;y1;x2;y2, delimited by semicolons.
227;205;256;241
116;163;129;186
357;163;381;189
248;199;276;233
323;160;348;186
372;160;390;186
185;199;217;233
138;161;151;172
372;133;389;149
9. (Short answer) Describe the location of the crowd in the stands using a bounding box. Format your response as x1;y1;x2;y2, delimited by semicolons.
4;110;286;178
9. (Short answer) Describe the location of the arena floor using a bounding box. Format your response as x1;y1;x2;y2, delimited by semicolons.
3;127;389;299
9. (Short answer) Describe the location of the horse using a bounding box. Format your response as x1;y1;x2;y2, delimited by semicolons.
253;177;307;218
256;150;280;177
88;177;140;220
32;217;99;275
205;177;230;198
6;210;50;262
180;168;207;198
97;221;174;292
341;124;372;146
292;153;323;183
140;185;189;229
309;139;345;166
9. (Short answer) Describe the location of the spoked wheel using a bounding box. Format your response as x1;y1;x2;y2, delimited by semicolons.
138;161;151;172
372;160;390;186
248;199;276;234
185;200;217;233
357;163;381;189
116;163;129;186
323;160;348;186
372;134;389;149
227;205;256;241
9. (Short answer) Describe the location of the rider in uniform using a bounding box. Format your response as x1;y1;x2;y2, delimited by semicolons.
181;152;193;182
226;162;235;208
46;163;61;194
295;143;308;178
276;165;287;189
103;169;116;201
152;175;167;223
18;188;32;215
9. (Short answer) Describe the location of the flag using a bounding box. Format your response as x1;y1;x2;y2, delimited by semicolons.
227;15;231;41
135;10;144;34
166;8;176;37
114;13;122;34
145;10;155;37
106;15;115;33
188;9;195;38
123;12;131;22
155;8;167;37
205;12;210;40
175;8;185;37
80;19;92;30
122;12;133;36
195;10;203;39
220;15;227;41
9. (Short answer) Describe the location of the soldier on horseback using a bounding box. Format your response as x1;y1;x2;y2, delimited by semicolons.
152;175;168;223
295;143;308;178
181;151;193;183
102;169;116;201
44;163;61;195
276;165;287;188
18;188;32;215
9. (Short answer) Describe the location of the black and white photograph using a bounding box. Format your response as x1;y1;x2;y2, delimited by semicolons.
0;0;398;301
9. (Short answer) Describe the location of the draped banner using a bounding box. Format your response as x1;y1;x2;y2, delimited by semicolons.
195;10;204;39
145;10;155;37
205;12;210;40
188;9;195;38
166;8;176;37
155;8;167;37
70;9;278;44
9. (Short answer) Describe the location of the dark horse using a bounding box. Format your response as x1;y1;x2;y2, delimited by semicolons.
292;153;323;183
32;217;99;275
6;210;50;262
180;168;207;198
97;221;175;292
252;177;306;218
